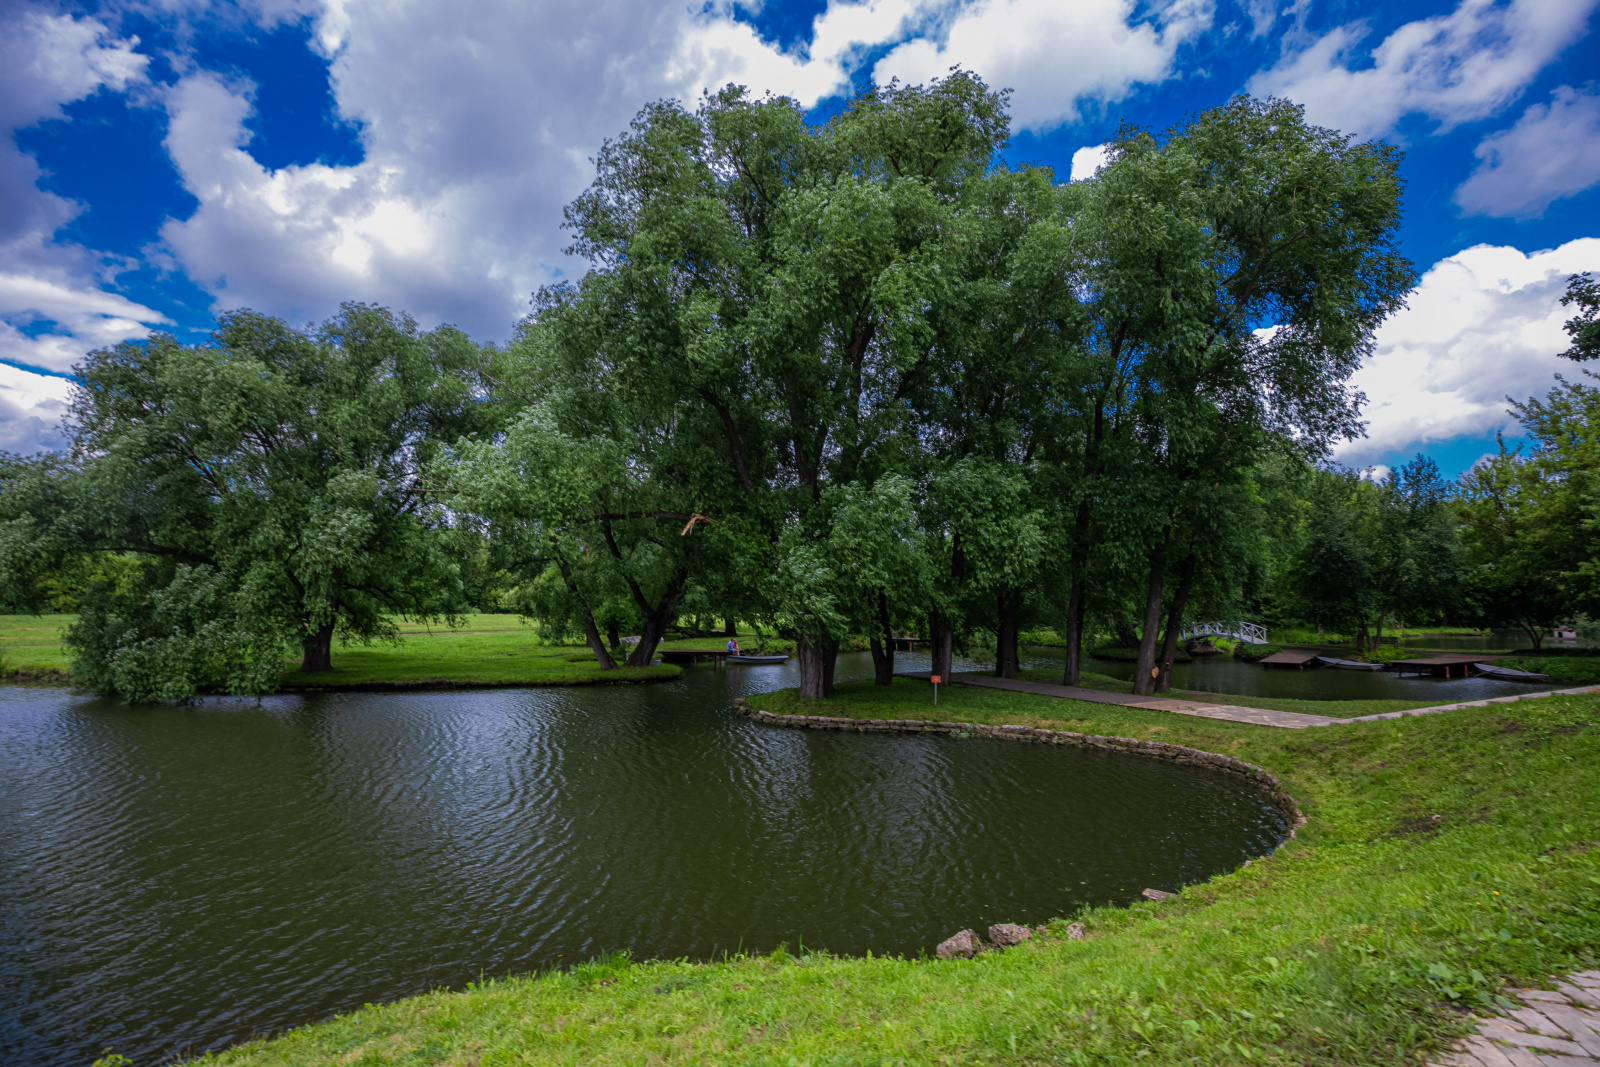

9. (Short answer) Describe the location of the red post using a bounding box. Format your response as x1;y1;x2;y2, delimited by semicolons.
931;674;941;706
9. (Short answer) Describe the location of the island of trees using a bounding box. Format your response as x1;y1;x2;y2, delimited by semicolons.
2;73;1597;703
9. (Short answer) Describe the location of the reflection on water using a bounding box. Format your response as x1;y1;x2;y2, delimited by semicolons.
0;652;1284;1067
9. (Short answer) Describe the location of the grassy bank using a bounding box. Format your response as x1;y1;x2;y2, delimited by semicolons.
0;613;679;690
194;678;1599;1067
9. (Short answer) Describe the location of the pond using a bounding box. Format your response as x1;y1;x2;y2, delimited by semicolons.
1087;655;1550;702
0;652;1285;1067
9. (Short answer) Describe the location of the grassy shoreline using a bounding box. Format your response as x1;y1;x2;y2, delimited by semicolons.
186;677;1599;1067
0;614;681;691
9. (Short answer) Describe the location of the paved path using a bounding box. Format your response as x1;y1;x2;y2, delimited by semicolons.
899;672;1600;730
1430;971;1600;1066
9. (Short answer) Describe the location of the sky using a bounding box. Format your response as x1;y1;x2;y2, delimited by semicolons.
1;0;1597;475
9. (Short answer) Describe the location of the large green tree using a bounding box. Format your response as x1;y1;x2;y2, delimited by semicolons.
1064;98;1413;694
551;73;1012;697
0;305;491;699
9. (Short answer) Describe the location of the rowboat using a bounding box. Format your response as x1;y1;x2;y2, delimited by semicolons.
726;654;790;665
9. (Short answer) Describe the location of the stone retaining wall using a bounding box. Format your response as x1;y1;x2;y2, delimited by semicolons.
732;698;1305;839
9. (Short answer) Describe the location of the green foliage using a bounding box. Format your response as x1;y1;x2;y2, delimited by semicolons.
65;565;285;702
0;304;495;699
1559;272;1600;363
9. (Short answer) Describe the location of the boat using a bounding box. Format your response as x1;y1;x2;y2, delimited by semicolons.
1471;662;1551;682
1313;656;1384;671
726;654;790;665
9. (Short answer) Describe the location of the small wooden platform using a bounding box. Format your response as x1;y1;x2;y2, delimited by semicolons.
1258;649;1321;668
1387;653;1492;678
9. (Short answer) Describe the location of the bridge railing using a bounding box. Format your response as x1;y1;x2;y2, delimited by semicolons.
1180;621;1268;645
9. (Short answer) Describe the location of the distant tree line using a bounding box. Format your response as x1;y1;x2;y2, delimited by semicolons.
1;73;1592;703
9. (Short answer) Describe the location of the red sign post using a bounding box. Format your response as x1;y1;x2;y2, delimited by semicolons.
931;674;941;706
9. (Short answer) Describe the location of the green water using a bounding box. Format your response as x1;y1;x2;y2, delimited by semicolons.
1;653;1286;1067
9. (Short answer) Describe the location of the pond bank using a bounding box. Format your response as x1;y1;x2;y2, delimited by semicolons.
181;674;1600;1067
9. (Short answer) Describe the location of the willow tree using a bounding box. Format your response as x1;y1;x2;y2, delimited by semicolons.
0;305;490;699
553;72;1010;697
1069;97;1413;695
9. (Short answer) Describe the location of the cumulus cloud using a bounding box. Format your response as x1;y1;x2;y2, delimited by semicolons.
1455;86;1600;218
0;3;168;389
1333;238;1600;465
1247;0;1597;139
152;0;1204;339
0;362;72;455
154;0;932;338
873;0;1212;130
1070;143;1111;180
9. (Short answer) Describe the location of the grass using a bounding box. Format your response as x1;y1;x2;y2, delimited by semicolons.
0;613;72;679
190;678;1600;1067
0;613;679;690
279;628;679;689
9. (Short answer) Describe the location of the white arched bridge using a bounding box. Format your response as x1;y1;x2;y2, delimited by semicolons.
1180;621;1268;645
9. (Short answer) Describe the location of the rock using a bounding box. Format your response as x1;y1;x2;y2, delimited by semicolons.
1141;888;1174;902
1063;922;1086;941
936;929;981;959
988;923;1032;948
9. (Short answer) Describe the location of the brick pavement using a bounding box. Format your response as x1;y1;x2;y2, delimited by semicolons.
1430;971;1600;1067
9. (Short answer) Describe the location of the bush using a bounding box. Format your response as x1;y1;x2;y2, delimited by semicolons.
65;565;286;703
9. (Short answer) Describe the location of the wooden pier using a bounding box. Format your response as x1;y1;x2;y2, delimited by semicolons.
1386;653;1493;678
1257;648;1321;669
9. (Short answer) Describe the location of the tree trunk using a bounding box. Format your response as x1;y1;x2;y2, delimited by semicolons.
553;554;614;669
1155;556;1197;693
869;589;894;686
627;610;669;667
723;617;737;636
1131;540;1169;696
995;589;1021;679
1522;620;1543;651
928;609;954;680
797;634;840;699
1356;619;1369;654
1061;577;1086;686
300;621;335;673
607;622;621;651
1115;622;1140;647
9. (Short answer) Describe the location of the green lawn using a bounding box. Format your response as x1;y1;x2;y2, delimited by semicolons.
194;678;1599;1067
0;613;71;678
0;614;679;690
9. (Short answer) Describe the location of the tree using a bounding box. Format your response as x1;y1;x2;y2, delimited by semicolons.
553;73;1012;697
1064;97;1413;694
0;305;491;699
1559;272;1600;363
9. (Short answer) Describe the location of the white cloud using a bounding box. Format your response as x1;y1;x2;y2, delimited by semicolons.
0;362;72;454
1455;86;1600;218
154;0;928;339
1070;143;1111;180
1334;238;1600;464
1247;0;1597;139
0;2;167;395
873;0;1213;130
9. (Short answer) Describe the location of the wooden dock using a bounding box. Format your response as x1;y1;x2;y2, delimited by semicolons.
1257;648;1321;669
1386;653;1492;678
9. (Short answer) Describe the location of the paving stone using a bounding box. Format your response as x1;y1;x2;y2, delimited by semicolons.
1507;1006;1574;1038
1571;972;1600;989
1532;1005;1600;1055
1479;1020;1588;1057
1557;983;1600;1010
1462;1035;1519;1067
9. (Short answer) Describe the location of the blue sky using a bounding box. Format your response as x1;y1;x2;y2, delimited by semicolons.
1;0;1597;474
